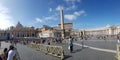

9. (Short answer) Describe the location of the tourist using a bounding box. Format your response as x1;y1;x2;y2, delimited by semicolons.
1;48;8;60
48;40;50;45
0;41;1;47
7;45;16;60
117;35;120;44
68;36;73;53
42;39;45;44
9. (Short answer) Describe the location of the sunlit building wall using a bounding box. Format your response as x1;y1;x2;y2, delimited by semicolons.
79;25;120;36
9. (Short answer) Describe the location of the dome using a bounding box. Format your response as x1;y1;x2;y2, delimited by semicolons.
16;21;23;28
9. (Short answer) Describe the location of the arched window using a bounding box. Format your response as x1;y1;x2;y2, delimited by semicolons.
27;34;29;37
32;33;34;37
17;34;19;37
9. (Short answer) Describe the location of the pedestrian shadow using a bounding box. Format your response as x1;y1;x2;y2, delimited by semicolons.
72;49;82;53
64;55;72;59
72;46;89;53
80;46;88;49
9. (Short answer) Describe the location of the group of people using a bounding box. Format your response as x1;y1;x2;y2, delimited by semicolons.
0;45;16;60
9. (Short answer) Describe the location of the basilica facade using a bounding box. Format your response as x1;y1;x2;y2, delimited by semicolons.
0;22;37;40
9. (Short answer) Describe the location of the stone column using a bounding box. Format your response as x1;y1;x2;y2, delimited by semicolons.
25;32;27;37
60;7;65;39
108;28;112;35
30;32;31;37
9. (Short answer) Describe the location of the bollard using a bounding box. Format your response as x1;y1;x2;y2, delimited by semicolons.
116;44;120;60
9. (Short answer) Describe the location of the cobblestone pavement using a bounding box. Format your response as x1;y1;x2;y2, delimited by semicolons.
75;39;117;50
56;43;116;60
16;41;116;60
16;43;60;60
0;42;10;53
0;40;117;60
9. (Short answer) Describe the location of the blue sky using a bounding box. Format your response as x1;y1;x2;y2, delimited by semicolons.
0;0;120;29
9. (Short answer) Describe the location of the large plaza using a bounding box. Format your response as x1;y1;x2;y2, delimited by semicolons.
0;0;120;60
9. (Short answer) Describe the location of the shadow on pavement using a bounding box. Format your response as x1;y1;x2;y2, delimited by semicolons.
64;55;72;60
72;47;89;53
72;49;82;53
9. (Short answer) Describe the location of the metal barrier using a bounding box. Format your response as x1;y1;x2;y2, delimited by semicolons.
30;43;64;60
30;43;36;48
116;44;120;60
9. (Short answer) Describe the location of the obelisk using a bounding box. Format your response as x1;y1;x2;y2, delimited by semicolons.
60;7;65;39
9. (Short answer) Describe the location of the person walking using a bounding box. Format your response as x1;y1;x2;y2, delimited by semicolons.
0;41;1;48
7;45;16;60
1;48;8;60
117;34;120;44
48;39;50;45
68;36;73;53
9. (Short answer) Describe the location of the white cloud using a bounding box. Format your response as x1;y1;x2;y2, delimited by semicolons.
54;12;59;16
64;10;86;20
49;8;52;12
0;3;14;29
35;14;57;23
63;0;81;11
55;5;76;11
56;5;64;11
64;0;81;4
36;18;42;23
74;10;85;16
44;16;53;20
65;14;76;20
44;15;57;21
66;4;76;10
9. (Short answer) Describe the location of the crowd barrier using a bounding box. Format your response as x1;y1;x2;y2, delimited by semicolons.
116;44;120;60
30;43;64;60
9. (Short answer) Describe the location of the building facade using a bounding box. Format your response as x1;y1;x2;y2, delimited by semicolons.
0;22;37;40
79;25;120;36
37;23;73;38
